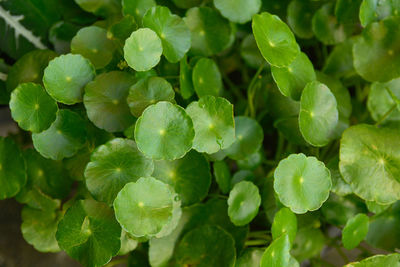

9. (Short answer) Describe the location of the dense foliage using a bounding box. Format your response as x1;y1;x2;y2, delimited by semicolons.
1;0;400;266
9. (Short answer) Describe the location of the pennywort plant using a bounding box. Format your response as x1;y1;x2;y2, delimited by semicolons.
1;0;400;266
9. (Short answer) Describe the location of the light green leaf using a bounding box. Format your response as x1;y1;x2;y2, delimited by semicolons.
213;0;261;24
274;153;332;214
32;110;87;160
342;213;369;250
43;53;95;104
124;28;163;71
367;78;400;122
56;199;121;267
10;82;58;132
135;101;194;160
84;71;136;132
192;58;223;98
75;0;121;18
84;138;154;205
252;12;300;67
345;253;400;267
261;234;298;267
272;207;297;244
119;230;138;255
122;0;156;24
127;76;175;117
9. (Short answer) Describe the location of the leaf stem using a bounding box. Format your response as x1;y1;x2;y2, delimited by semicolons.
245;239;269;247
247;62;266;118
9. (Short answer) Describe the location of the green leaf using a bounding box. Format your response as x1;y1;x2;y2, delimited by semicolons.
213;0;261;24
32;109;87;160
152;150;211;206
339;124;400;204
84;138;154;205
10;82;58;132
172;0;202;9
224;116;263;160
176;225;236;267
287;0;321;39
122;0;156;24
56;199;121;267
252;12;300;67
359;0;400;27
108;15;138;43
335;0;362;24
240;34;264;69
127;76;175;117
271;52;316;101
322;38;355;78
143;6;191;63
272;207;297;244
179;55;195;99
231;170;255;188
345;254;400;267
119;230;138;255
260;234;298;267
74;0;121;18
236;248;263;267
274;153;332;214
291;227;325;262
71;26;115;69
114;177;181;238
227;181;261;226
213;160;231;194
134;101;194;160
21;205;61;253
43;53;96;104
342;213;369;250
299;81;339;147
6;49;57;93
192;58;223;98
0;137;26;199
84;71;136;132
367;78;400;122
186;95;235;154
366;200;390;214
124;28;163;71
184;7;232;56
353;16;400;82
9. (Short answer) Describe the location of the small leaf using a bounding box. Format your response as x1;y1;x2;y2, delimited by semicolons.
228;181;261;226
299;81;339;147
176;225;236;267
260;234;298;267
84;138;154;205
252;12;300;67
272;207;297;244
10;82;58;132
274;153;332;214
192;58;223;98
124;28;163;71
56;199;121;267
84;71;136;132
186;95;235;154
43;53;95;104
114;177;181;238
342;213;369;250
152;150;211;206
213;0;261;24
135;101;194;160
119;230;138;255
32;110;87;160
127;76;175;117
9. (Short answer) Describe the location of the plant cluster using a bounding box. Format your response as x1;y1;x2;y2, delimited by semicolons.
1;0;400;266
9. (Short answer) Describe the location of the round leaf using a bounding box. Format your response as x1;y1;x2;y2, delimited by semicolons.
261;234;298;267
0;137;26;199
274;153;332;214
291;227;325;262
224;116;263;160
271;52;316;101
127;76;175;117
152;150;211;206
56;199;121;267
143;6;191;63
184;7;232;56
345;254;400;267
43;53;95;104
134;101;194;160
228;181;261;226
342;213;369;250
214;0;261;24
252;12;300;67
339;124;400;204
84;138;154;205
287;0;320;39
84;71;136;132
122;0;156;24
186;95;235;154
271;207;297;244
71;26;115;69
10;83;58;132
114;177;181;238
299;81;339;147
176;225;236;267
192;58;223;98
353;16;400;82
124;28;163;71
367;78;400;122
32;110;87;160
